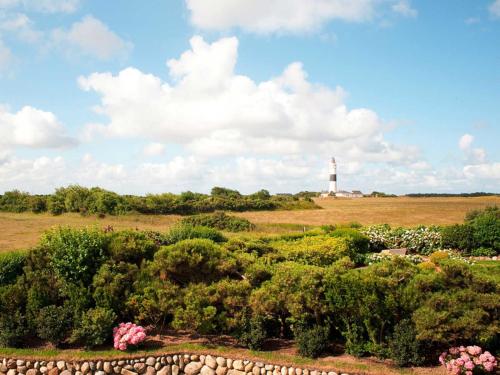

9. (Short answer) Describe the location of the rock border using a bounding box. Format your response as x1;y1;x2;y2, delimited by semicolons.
1;354;354;375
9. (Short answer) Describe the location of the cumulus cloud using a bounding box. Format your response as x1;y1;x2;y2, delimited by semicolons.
0;105;77;150
51;15;132;60
490;0;500;17
185;0;377;33
464;163;500;180
79;35;414;168
142;142;166;157
458;133;486;164
392;0;417;18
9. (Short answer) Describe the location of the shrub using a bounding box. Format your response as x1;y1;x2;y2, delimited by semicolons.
0;252;27;286
166;225;227;244
471;247;497;257
181;212;255;232
389;319;425;367
36;305;71;347
153;239;235;284
238;316;267;350
0;311;28;348
42;227;108;284
113;322;146;351
107;230;158;264
295;324;330;358
72;307;117;349
441;224;475;254
466;206;499;254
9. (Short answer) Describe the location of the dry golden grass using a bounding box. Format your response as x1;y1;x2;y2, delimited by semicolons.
0;212;181;253
1;196;498;253
236;196;500;227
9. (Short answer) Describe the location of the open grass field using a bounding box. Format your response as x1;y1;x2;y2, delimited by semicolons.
0;196;498;253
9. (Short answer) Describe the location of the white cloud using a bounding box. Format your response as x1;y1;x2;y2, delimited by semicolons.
458;133;487;164
185;0;377;33
464;163;500;180
0;105;77;150
79;35;414;167
392;0;418;18
489;0;500;18
0;13;42;43
142;142;166;157
0;0;80;13
51;15;132;60
459;133;474;150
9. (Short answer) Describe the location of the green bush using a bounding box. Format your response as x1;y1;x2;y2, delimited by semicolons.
441;224;475;254
295;324;330;358
238;316;267;350
71;307;117;349
42;227;108;284
471;247;497;257
466;206;499;253
389;319;425;367
36;305;71;347
0;311;28;347
153;239;235;284
181;212;255;232
166;225;227;244
107;230;158;264
0;252;27;286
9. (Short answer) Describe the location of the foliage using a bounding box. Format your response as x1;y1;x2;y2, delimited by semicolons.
36;305;71;347
113;322;146;351
465;206;499;254
389;319;425;367
107;230;158;264
72;308;117;349
0;311;28;348
294;324;330;358
0;252;27;286
181;211;255;232
439;346;497;374
441;224;475;254
165;224;227;244
238;315;267;350
471;247;497;257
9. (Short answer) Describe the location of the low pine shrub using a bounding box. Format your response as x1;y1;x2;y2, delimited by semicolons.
389;319;425;367
36;305;71;347
238;316;267;350
71;307;117;349
0;311;28;348
295;324;330;358
181;212;255;232
0;252;27;286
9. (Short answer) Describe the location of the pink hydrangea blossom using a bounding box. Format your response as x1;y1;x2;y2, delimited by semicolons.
113;322;147;351
440;345;497;374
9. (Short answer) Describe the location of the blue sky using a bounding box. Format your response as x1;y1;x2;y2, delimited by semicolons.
0;0;499;194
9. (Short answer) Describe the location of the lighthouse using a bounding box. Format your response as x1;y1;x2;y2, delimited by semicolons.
328;157;337;194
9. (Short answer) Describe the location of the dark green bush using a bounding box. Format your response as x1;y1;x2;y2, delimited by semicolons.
389;319;425;367
166;225;227;244
36;305;71;347
471;247;497;257
107;230;158;264
181;212;255;232
295;324;330;358
238;316;267;350
71;307;117;349
441;224;475;254
466;206;499;253
0;311;28;347
0;252;27;286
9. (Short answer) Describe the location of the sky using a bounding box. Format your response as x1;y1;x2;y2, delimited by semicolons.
0;0;499;195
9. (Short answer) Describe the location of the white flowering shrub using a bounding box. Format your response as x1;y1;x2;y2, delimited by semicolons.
366;253;424;265
362;225;442;255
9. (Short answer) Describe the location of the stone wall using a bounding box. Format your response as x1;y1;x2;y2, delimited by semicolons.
0;354;353;375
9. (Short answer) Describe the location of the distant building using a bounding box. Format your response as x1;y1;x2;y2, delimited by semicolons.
335;190;364;198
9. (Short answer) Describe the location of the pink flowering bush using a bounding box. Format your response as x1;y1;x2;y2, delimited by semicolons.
439;346;497;375
113;322;146;351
